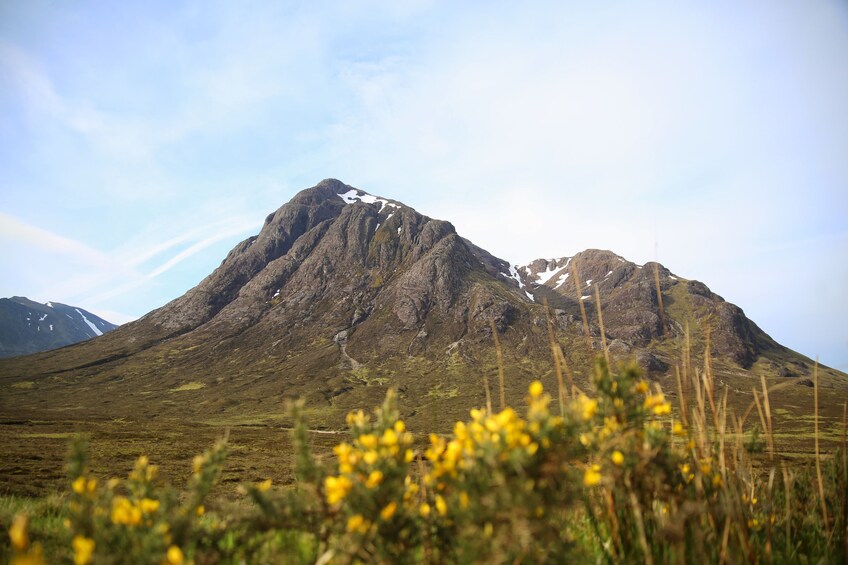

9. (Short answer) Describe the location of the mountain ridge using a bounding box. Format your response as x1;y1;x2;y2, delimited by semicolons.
0;179;844;428
0;297;118;358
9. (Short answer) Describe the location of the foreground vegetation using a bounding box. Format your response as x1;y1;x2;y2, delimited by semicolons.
3;359;847;564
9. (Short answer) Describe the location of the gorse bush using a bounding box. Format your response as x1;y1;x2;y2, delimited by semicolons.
65;437;226;565
6;359;847;564
5;437;228;565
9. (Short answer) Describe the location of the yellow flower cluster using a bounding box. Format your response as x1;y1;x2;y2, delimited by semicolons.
425;404;545;488
109;488;161;527
575;395;599;422
7;515;46;565
583;464;603;487
72;535;95;565
72;476;97;495
166;545;184;565
325;406;414;520
63;441;227;565
111;496;143;526
346;514;370;534
129;454;158;483
324;475;353;505
9;515;29;551
643;392;672;416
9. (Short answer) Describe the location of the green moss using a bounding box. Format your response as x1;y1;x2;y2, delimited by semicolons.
427;383;460;399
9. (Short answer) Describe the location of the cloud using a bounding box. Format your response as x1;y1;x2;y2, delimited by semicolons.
0;42;163;165
80;216;259;304
0;211;115;270
0;210;258;316
146;222;256;279
0;43;63;115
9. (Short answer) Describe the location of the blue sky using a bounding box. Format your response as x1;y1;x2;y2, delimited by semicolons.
1;1;846;371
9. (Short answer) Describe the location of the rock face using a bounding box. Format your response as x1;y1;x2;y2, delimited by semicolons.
504;249;772;368
1;179;840;425
0;297;118;358
142;179;515;348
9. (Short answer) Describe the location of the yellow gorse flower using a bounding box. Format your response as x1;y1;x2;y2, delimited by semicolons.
71;476;97;495
346;409;367;428
611;450;625;466
192;454;204;475
358;434;378;449
9;514;28;551
111;496;142;526
381;428;399;447
435;495;448;516
166;545;184;565
529;380;544;397
346;514;370;534
324;475;353;505
72;535;95;565
334;442;360;472
644;393;671;416
380;501;397;520
130;455;157;482
365;470;384;489
583;464;602;487
72;477;86;495
576;395;598;422
139;498;160;514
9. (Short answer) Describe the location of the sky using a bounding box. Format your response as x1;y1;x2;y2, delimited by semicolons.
1;1;846;371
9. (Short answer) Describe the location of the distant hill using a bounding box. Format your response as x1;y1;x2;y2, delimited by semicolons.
0;297;118;358
0;180;844;428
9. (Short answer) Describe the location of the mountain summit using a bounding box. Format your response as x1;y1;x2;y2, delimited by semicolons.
0;297;117;358
0;180;843;426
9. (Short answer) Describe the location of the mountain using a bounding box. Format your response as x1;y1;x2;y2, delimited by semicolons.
0;180;844;429
0;297;118;358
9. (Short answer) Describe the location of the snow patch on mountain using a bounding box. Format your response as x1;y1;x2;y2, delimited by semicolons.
75;309;103;337
504;265;525;289
338;189;400;213
535;263;561;285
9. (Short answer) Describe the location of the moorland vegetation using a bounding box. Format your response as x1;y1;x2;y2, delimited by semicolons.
3;354;846;564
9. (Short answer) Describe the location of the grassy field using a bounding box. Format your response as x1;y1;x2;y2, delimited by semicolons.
2;355;846;564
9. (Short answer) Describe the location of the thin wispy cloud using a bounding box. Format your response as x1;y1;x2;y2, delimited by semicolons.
0;210;258;320
145;223;257;279
0;211;115;269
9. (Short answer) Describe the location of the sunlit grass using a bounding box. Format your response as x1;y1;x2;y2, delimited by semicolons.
169;382;206;392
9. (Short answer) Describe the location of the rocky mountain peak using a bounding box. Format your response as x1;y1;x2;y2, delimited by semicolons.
2;180;841;429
